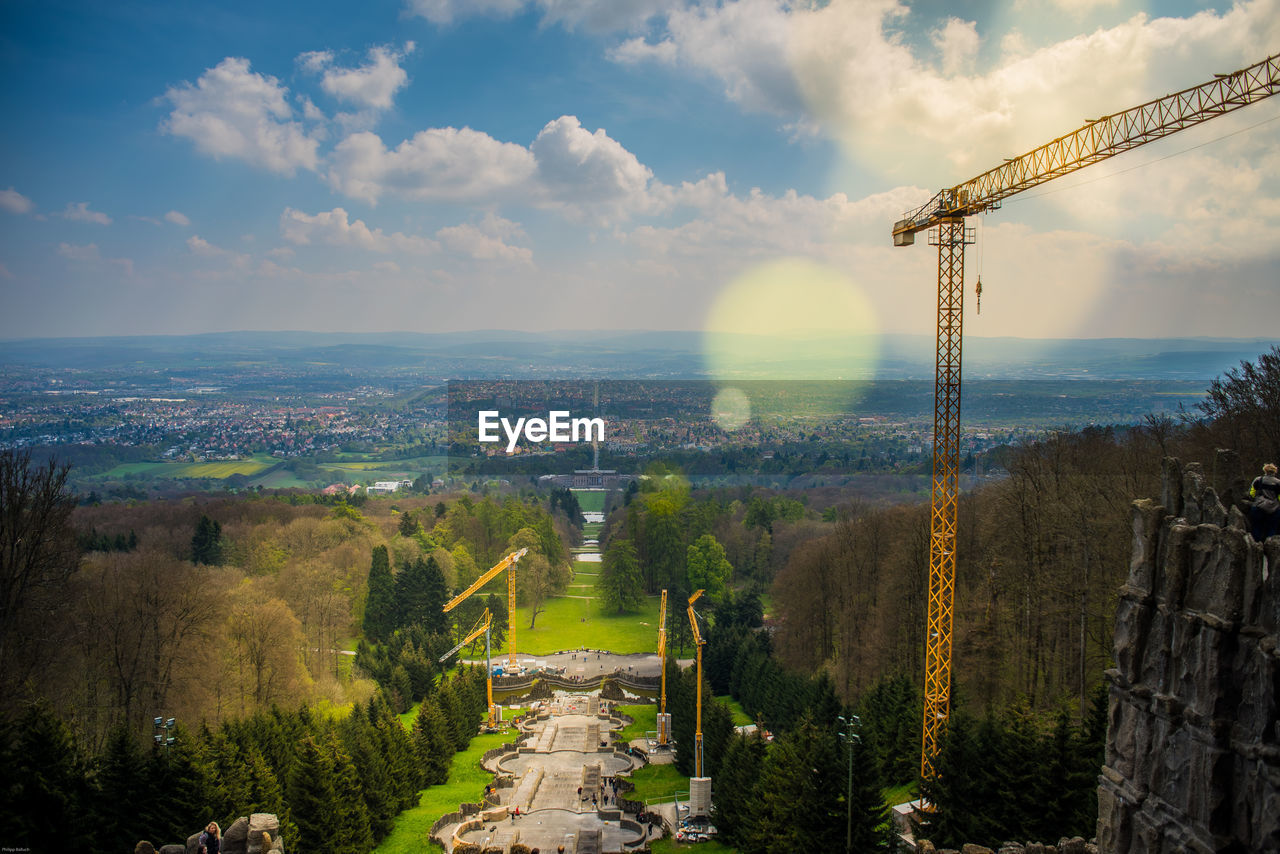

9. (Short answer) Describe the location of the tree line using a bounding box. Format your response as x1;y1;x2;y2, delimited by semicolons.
0;667;489;853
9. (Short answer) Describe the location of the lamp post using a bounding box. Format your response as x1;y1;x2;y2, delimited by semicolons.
837;714;861;853
153;715;176;749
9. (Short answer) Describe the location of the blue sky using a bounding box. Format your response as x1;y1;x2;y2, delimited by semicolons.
1;0;1277;342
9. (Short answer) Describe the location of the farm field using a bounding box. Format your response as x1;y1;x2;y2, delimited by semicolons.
97;453;277;480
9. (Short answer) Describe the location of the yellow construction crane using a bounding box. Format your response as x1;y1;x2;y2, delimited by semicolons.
442;548;529;668
657;589;671;745
439;608;498;727
892;53;1280;784
687;589;706;777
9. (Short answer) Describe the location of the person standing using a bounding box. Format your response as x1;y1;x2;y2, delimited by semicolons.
1248;463;1280;543
197;822;220;854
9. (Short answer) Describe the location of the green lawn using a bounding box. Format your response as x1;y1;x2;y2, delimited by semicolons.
493;589;661;656
615;704;658;743
883;781;917;807
571;489;607;513
373;730;516;854
626;763;689;804
713;695;753;727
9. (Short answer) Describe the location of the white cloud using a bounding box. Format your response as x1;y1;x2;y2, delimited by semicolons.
0;187;33;214
632;0;1280;187
57;241;133;275
327;126;537;204
608;0;803;114
62;202;112;225
405;0;524;25
299;44;413;111
165;210;191;226
436;213;532;263
609;36;678;65
162;57;322;175
280;207;439;254
325;115;661;221
530;116;654;216
186;234;251;269
406;0;679;32
297;50;334;74
932;17;980;76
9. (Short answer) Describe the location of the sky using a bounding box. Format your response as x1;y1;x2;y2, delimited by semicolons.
1;0;1277;342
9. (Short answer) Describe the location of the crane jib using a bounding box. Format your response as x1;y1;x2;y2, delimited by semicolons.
892;52;1279;242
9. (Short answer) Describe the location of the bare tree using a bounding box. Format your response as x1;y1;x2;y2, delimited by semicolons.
0;450;77;712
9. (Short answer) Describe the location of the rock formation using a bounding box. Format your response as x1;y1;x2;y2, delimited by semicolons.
1098;454;1280;853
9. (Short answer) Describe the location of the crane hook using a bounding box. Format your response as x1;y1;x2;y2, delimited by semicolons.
975;277;983;315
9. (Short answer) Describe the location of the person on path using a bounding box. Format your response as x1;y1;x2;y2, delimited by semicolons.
197;822;220;854
1249;463;1280;543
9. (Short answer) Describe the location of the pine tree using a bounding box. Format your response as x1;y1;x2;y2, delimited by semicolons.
393;556;449;635
324;731;373;854
412;700;454;786
710;732;766;847
743;716;845;853
144;725;208;843
95;723;149;846
191;514;223;565
999;702;1044;841
363;545;395;641
398;511;417;537
2;703;94;850
342;710;396;842
288;735;340;854
845;728;891;853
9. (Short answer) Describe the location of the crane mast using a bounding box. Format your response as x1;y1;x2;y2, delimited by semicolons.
893;52;1279;785
657;589;670;745
687;589;705;777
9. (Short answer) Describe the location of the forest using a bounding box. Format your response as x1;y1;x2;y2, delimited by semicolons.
0;345;1275;852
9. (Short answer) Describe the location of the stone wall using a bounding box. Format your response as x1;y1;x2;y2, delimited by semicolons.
1098;454;1280;853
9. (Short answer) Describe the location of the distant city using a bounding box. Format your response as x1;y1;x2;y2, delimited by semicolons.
0;331;1263;493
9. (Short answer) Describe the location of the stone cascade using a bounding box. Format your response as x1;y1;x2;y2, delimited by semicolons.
1098;455;1280;853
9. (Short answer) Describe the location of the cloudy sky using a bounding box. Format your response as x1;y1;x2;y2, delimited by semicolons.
1;0;1277;341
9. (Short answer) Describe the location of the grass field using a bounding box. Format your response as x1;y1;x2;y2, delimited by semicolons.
626;763;690;804
373;729;515;854
493;587;661;656
99;454;277;480
883;781;917;806
571;489;607;513
615;704;658;743
714;695;753;727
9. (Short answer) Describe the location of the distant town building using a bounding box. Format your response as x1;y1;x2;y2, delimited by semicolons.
366;481;401;495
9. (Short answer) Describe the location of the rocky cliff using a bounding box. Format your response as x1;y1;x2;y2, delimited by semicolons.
1098;454;1280;853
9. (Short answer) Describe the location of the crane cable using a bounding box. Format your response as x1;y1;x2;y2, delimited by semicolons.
976;214;984;315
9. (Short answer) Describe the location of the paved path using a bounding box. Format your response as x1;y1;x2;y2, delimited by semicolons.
444;697;649;853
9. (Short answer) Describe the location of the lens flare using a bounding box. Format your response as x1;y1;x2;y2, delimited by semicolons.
702;257;879;381
711;386;752;432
